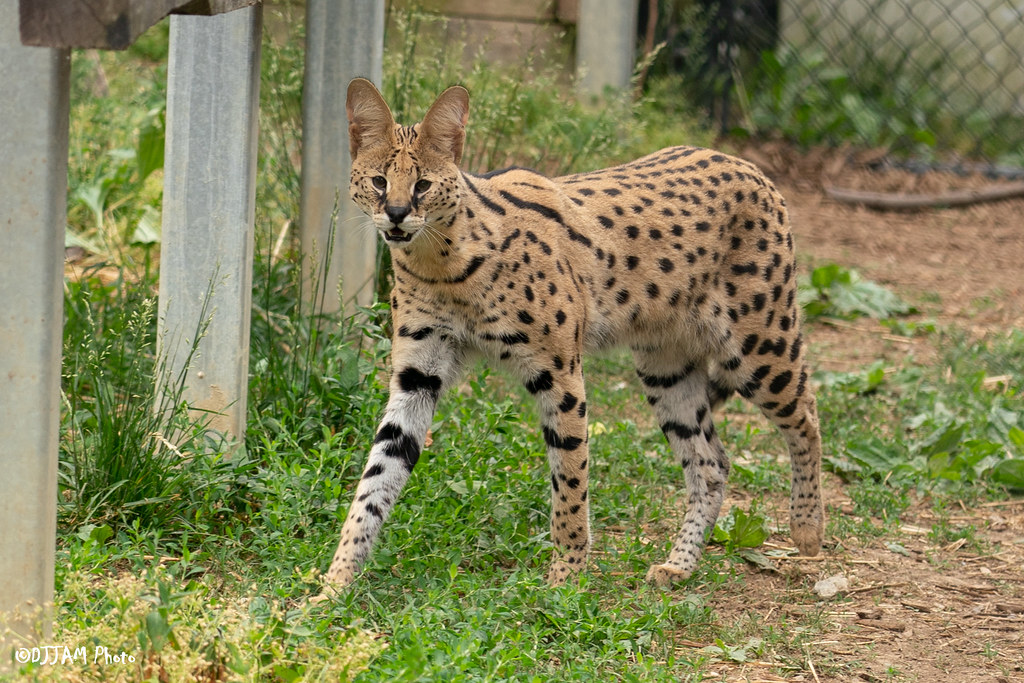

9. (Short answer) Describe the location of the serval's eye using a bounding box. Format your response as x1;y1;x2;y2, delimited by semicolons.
371;176;387;191
414;179;432;194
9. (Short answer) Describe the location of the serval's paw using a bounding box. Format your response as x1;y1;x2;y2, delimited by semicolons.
645;563;692;589
546;560;582;586
791;519;824;557
322;561;357;591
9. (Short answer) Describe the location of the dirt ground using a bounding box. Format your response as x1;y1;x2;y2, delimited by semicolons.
692;145;1024;682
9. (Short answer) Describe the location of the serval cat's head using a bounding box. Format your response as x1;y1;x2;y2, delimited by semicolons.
346;77;469;246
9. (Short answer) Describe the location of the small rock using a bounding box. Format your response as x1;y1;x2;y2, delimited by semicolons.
814;574;850;598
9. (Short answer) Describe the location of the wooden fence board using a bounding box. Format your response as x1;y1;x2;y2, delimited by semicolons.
19;0;257;49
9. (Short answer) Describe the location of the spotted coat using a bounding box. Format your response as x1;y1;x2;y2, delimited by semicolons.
324;79;824;590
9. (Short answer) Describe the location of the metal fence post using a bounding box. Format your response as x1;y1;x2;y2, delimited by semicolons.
158;6;263;443
0;0;69;664
300;0;385;314
577;0;639;96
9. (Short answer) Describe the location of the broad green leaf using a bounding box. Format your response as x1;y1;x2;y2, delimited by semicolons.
89;524;114;544
731;507;769;548
137;106;166;182
845;440;904;475
74;181;111;230
738;549;775;571
145;609;172;651
991;459;1024;490
919;423;966;457
130;205;161;245
1009;427;1024;454
713;506;769;549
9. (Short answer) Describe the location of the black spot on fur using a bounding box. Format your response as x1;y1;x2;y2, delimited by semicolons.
731;262;758;276
638;364;694;389
362;463;385;479
558;393;579;413
374;423;420;471
769;370;793;394
741;334;759;355
398;325;434;340
662;421;700;440
543;426;583;451
398;367;442;398
525;370;554;394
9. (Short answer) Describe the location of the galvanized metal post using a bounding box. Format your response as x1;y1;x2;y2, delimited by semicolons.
577;0;639;96
158;6;262;442
0;0;69;663
300;0;385;314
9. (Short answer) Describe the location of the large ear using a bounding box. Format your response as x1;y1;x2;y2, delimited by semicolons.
418;85;470;164
346;78;395;160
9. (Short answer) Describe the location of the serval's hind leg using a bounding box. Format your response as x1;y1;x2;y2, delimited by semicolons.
729;341;824;557
634;353;729;588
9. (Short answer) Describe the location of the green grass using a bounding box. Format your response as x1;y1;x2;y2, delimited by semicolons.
24;11;1024;683
38;308;1023;681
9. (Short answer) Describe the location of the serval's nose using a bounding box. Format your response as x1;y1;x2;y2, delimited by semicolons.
385;205;410;225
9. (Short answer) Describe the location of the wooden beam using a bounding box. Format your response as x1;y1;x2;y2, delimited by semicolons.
19;0;258;50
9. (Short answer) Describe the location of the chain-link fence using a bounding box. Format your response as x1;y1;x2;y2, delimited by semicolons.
650;0;1024;171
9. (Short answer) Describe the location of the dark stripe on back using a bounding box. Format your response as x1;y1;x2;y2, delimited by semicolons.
462;173;507;215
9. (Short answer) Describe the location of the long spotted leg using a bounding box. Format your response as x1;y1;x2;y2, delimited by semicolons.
520;360;592;585
323;326;464;590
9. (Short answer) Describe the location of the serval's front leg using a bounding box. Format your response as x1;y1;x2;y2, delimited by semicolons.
323;327;464;591
522;360;591;585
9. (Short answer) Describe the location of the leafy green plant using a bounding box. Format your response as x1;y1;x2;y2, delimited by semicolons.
821;332;1024;493
712;505;770;551
42;566;381;682
712;504;773;570
800;263;914;320
741;46;941;155
817;361;888;395
67;104;166;266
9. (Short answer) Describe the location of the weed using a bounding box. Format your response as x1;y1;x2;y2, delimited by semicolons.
59;269;230;534
36;565;381;682
847;480;911;523
820;331;1024;494
800;263;914;321
712;505;770;552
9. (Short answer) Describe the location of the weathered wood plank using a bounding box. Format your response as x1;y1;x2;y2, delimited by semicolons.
19;0;258;49
556;0;578;23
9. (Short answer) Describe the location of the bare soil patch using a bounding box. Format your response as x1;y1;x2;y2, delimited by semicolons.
694;479;1024;682
683;145;1024;681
